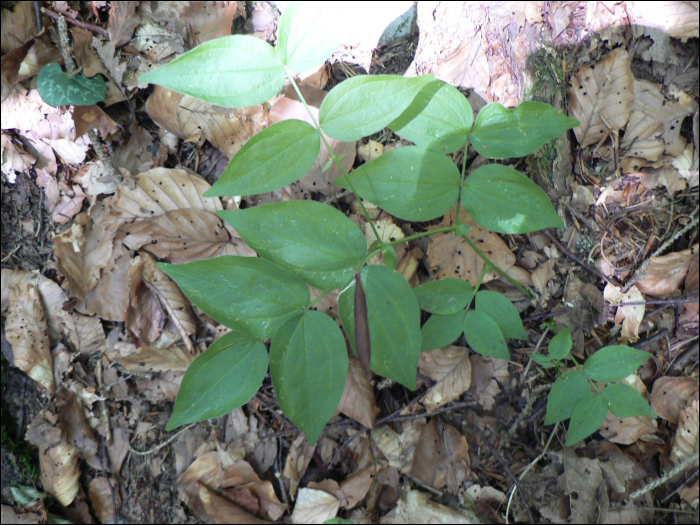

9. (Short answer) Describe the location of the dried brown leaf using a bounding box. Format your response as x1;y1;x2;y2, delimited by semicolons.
650;376;699;424
116;344;195;373
338;357;380;428
126;253;167;346
61;311;105;356
283;434;315;497
637;244;698;298
88;477;120;524
411;418;470;494
291;488;339;524
599;413;659;445
419;346;472;411
671;391;699;467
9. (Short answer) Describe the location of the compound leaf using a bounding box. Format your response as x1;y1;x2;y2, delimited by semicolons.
469;101;579;159
544;370;590;425
475;290;527;340
205;120;320;196
166;331;268;431
414;278;474;315
140;35;284;108
158;256;308;338
270;310;349;445
602;383;657;419
319;74;434;141
566;393;608;445
583;346;653;383
461;164;565;234
220;201;365;290
463;310;510;359
421;311;467;351
335;146;460;222
37;63;106;107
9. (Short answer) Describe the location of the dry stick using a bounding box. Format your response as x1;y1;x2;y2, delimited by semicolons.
41;7;110;37
128;423;198;456
627;451;699;502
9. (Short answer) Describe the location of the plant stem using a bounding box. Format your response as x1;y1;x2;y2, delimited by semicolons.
387;225;457;246
306;288;334;310
285;70;382;242
455;137;470;225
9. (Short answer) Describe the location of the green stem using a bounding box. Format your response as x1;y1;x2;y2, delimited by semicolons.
460;234;533;298
306;288;334;310
285;69;382;243
386;225;457;246
455;136;470;225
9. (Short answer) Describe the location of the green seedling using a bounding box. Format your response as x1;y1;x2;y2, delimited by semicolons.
533;327;657;445
140;1;585;444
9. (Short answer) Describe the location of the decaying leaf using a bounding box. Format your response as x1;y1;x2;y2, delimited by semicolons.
338;357;380;428
126;253;167;346
390;490;478;524
291;488;339;524
599;412;659;445
670;391;699;468
604;283;645;342
283;434;316;497
373;419;425;474
650;376;699;424
419;346;472;411
61;310;105;355
5;283;54;392
89;477;121;524
636;244;698;298
411;418;470;494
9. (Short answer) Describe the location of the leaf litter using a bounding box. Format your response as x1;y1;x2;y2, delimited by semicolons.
1;1;699;523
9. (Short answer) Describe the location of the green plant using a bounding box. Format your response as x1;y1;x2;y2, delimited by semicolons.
139;2;584;445
36;62;106;107
532;327;657;445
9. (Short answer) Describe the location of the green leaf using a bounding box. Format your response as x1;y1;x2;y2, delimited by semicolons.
270;310;349;445
421;311;466;351
475;291;527;340
219;201;365;290
463;310;510;359
531;354;555;368
140;35;285;108
335;146;460;222
461;164;565;234
602;383;657;419
382;246;398;270
583;346;653;383
338;281;356;354
37;63;106;107
544;370;590;424
205;120;320;196
414;278;474;315
469;101;580;159
158;256;308;338
319;74;434;141
276;2;346;72
361;265;421;389
566;393;609;446
166;332;268;431
549;327;573;360
389;80;473;154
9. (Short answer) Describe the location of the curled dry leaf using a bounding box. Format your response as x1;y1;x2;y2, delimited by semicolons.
599;413;659;445
283;433;316;497
650;376;699;424
373;419;425;474
5;283;54;392
392;490;478;524
221;457;287;522
338;356;380;428
25;416;80;506
126;253;167;346
604;283;645;342
291;488;339;525
61;311;106;355
411;418;470;494
670;391;699;468
89;477;121;524
636;244;698;298
56;392;99;469
419;346;472;411
427;208;515;286
116;344;195;373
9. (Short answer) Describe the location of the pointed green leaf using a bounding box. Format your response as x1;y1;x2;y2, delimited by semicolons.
602;383;657;419
531;354;555;368
469;101;579;159
166;332;268;431
549;327;573;360
475;291;527;340
205;120;320;196
414;278;474;315
390;80;473;154
335;146;460;221
338;281;356;354
270;311;349;445
158;256;308;338
583;346;653;383
544;370;590;424
382;246;398;270
276;2;346;72
319;74;434;141
566;393;609;445
361;265;421;389
462;164;565;234
140;35;285;108
463;310;510;359
219;201;365;289
37;63;106;107
421;311;466;351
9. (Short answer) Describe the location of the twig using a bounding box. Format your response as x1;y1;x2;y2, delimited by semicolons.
628;451;699;501
41;7;109;37
128;423;197;456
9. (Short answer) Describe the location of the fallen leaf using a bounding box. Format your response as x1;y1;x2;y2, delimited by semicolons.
650;376;699;424
283;434;315;497
604;283;645;342
291;488;339;524
88;477;120;524
636;244;698;298
419;346;472;411
670;391;699;468
411;418;470;494
338;357;380;428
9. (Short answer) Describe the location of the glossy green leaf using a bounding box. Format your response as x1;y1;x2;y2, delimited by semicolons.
531;354;555;368
461;164;565;234
382;246;398;270
463;310;510;359
602;383;657;419
270;310;349;445
421;311;466;351
475;291;527;340
166;332;268;431
140;35;285;108
549;327;573;360
583;346;653;383
389;80;473;154
276;2;346;72
566;393;609;446
335;146;460;221
319;74;434;141
37;63;106;107
469;101;580;159
158;256;308;338
544;370;590;424
219;201;365;289
414;278;474;315
361;265;421;389
205;120;320;196
338;281;356;354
